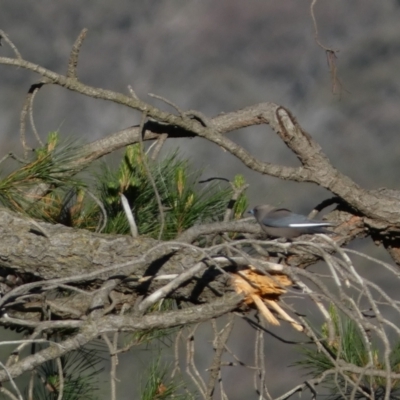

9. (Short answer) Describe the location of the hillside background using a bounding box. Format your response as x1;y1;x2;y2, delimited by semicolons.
1;1;400;398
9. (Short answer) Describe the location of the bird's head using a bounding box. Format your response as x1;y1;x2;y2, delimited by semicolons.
248;205;277;219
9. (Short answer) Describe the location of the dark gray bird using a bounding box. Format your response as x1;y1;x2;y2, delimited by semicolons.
249;204;334;239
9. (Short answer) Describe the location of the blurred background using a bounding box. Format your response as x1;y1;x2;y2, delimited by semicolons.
1;1;400;398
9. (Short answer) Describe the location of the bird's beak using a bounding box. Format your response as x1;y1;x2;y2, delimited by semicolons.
248;209;254;215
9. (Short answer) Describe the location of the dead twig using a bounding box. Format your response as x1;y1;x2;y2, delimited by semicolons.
138;261;207;313
206;316;235;398
137;111;165;240
120;193;138;237
186;324;207;398
55;357;64;400
67;28;88;79
0;30;22;59
0;361;23;400
20;82;45;156
150;133;168;160
28;85;44;147
102;333;119;400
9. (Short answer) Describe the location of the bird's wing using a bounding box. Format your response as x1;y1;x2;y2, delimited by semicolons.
262;208;332;228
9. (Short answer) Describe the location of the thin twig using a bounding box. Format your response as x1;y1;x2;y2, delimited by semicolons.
138;261;207;313
206;315;234;398
274;370;335;400
148;93;183;114
0;153;11;166
120;193;138;237
137;111;165;240
186;324;207;398
84;188;108;233
183;110;211;127
319;234;362;284
127;85;139;100
310;0;345;94
150;133;168;160
112;333;120;398
6;330;42;368
89;279;119;319
289;275;334;342
28;371;35;400
0;386;20;400
0;361;23;400
1;339;61;348
223;182;249;222
0;30;22;59
102;333;119;400
20;83;45;156
27;218;50;238
67;28;88;79
223;343;258;369
310;0;334;52
102;291;120;315
46;299;84;318
28;85;44;146
55;357;64;400
171;328;183;378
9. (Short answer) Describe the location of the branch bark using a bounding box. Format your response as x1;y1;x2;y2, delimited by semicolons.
1;30;400;395
0;294;243;383
1;53;400;226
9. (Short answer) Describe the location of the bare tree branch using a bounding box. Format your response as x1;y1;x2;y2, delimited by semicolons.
0;294;242;383
67;28;88;79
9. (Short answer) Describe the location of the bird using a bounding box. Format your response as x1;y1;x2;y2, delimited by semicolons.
249;204;334;239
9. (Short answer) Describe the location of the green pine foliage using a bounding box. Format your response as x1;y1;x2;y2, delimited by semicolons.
140;357;196;400
0;138;248;238
231;174;248;221
296;305;400;399
96;144;246;239
0;131;86;222
30;348;103;400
